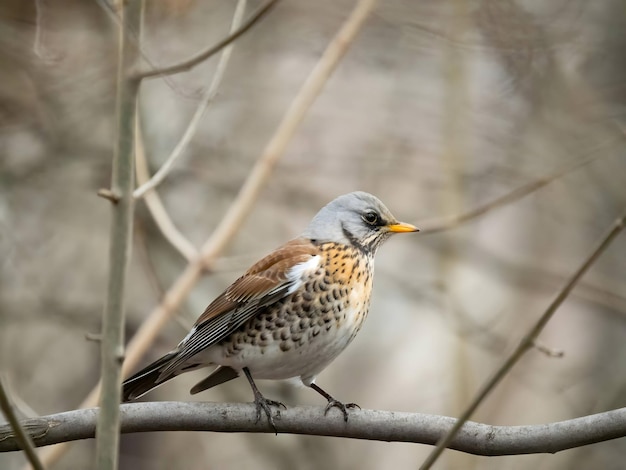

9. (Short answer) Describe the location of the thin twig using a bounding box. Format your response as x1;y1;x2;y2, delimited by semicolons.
132;0;279;80
85;333;103;342
133;0;248;199
95;0;194;99
33;0;46;60
94;1;141;469
532;340;564;358
34;1;377;466
134;120;199;261
439;6;470;469
420;213;626;469
0;376;45;470
33;0;61;63
3;403;626;456
419;142;614;235
97;188;121;204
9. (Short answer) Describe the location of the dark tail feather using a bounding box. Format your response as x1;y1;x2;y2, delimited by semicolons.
190;366;239;395
122;351;178;402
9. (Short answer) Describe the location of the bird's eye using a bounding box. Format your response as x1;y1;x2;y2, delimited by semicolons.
362;211;380;226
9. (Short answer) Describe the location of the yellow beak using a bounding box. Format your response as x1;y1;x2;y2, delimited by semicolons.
387;222;419;233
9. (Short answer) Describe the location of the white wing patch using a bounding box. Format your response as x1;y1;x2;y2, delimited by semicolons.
284;255;321;295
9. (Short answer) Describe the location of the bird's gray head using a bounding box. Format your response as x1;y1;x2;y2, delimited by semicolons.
302;191;418;253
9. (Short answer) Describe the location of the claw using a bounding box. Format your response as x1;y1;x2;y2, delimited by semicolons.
324;399;360;422
309;382;359;422
253;395;286;431
243;367;286;433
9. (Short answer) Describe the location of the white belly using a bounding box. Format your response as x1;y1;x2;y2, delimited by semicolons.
204;300;367;386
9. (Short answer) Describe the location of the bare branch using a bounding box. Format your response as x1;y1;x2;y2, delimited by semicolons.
532;340;564;358
2;403;626;456
97;188;121;204
132;0;279;80
33;0;45;59
134;120;199;261
133;0;248;199
419;142;615;235
94;0;193;97
420;213;626;469
94;1;141;468
0;376;45;470
33;0;61;63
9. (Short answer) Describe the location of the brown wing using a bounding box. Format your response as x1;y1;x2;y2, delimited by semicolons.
158;238;319;377
195;238;319;323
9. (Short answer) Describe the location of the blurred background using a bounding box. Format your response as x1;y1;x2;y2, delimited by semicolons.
1;0;626;469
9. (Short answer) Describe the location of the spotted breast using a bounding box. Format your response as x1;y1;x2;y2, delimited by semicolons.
214;241;373;386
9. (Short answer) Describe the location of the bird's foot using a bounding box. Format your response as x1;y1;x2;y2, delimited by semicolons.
252;391;286;432
309;382;360;422
243;367;286;432
324;399;360;422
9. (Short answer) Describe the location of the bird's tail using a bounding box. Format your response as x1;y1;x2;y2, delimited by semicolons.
122;351;179;402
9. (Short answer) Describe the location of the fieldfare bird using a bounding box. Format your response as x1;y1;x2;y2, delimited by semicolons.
122;191;418;427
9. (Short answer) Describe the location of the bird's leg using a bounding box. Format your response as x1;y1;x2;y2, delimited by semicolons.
243;367;286;431
309;383;360;422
